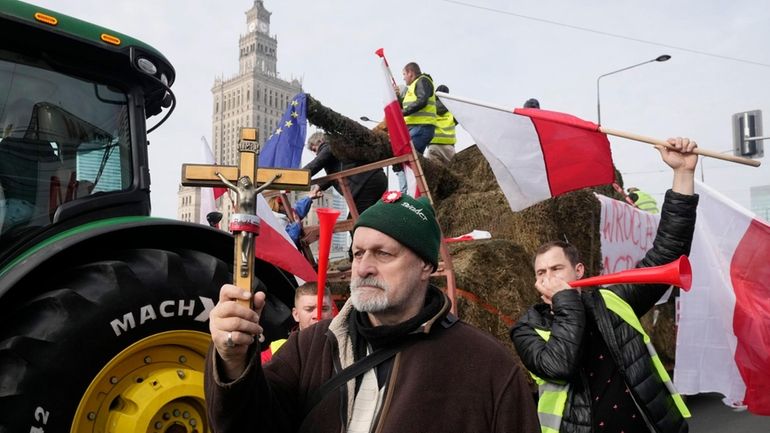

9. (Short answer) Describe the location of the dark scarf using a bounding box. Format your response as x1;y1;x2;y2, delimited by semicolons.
348;285;445;361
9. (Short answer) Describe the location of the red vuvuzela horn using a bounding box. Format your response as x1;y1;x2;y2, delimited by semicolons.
569;255;692;291
315;208;340;320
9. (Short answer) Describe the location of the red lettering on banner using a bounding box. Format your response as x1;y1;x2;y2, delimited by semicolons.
601;254;637;274
613;255;636;273
599;194;661;276
601;254;638;274
614;200;626;242
602;204;613;240
601;198;658;253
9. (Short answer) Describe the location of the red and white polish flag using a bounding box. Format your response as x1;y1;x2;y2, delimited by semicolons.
253;194;317;283
675;181;770;415
375;48;419;197
438;93;615;211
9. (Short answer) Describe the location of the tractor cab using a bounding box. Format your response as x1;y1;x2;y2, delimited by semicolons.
0;1;175;261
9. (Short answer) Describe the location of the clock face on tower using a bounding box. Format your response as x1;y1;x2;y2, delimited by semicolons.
258;21;268;33
248;22;256;32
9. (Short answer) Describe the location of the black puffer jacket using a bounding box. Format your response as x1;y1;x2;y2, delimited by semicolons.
512;189;698;433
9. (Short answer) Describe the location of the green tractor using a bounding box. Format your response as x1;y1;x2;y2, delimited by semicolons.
0;2;296;432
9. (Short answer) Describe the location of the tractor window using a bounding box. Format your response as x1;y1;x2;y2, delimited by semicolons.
0;56;131;240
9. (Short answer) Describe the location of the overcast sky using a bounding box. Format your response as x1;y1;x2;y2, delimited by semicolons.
31;0;770;219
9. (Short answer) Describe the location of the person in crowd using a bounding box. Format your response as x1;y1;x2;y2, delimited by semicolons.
425;84;457;165
395;62;436;194
627;187;660;214
206;191;539;433
267;194;314;245
511;137;699;433
523;98;540;109
304;132;387;217
261;282;334;363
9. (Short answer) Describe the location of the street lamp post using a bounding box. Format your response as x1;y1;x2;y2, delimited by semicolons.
596;54;671;125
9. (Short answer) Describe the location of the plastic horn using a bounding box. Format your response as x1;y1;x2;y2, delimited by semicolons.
315;207;341;320
568;255;692;291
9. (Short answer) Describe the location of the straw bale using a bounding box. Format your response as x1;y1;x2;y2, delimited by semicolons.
306;94;391;164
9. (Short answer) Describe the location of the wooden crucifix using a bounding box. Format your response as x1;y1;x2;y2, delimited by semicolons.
181;127;311;307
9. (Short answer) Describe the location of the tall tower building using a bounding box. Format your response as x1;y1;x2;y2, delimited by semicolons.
178;0;301;224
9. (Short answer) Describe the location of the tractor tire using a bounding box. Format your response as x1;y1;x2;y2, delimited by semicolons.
0;247;282;433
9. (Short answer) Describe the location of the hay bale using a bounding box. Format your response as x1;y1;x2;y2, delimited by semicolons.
444;239;540;350
420;156;464;201
445;145;501;193
306;94;391;163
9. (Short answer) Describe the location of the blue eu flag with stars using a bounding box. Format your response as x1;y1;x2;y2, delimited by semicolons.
259;92;307;168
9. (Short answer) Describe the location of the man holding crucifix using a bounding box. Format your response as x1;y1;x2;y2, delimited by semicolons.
204;192;539;433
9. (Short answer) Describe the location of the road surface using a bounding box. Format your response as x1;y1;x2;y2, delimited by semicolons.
688;393;770;432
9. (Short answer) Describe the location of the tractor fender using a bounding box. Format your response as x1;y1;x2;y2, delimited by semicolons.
0;217;233;301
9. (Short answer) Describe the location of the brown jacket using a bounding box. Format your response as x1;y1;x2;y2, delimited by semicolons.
205;291;539;433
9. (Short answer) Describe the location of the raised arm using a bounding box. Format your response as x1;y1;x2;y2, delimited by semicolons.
216;172;238;191
616;137;699;315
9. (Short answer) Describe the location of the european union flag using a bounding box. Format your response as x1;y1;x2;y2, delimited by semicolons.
259;92;307;168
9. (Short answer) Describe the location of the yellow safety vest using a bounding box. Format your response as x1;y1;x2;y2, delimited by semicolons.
529;328;570;433
430;111;456;145
528;291;691;433
633;190;659;214
402;74;437;126
270;338;287;354
599;290;691;419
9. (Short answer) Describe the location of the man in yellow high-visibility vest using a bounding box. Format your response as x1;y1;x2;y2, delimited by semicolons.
627;187;660;214
395;62;437;194
426;84;457;165
512;137;699;433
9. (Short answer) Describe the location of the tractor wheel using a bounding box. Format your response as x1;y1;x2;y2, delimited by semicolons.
0;247;280;433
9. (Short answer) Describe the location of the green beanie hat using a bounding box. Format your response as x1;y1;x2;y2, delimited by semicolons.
354;191;441;270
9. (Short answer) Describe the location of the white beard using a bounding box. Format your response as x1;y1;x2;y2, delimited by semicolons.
350;277;389;312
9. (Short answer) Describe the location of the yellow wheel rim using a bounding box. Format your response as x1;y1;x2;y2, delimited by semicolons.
71;330;211;433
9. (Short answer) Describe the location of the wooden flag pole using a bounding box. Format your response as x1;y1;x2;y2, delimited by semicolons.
600;127;761;167
436;92;761;168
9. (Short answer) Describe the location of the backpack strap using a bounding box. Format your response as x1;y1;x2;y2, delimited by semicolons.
301;338;419;427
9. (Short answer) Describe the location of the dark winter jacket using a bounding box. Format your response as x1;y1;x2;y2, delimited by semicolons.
303;142;386;203
436;97;449;117
512;189;698;433
206;287;540;433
